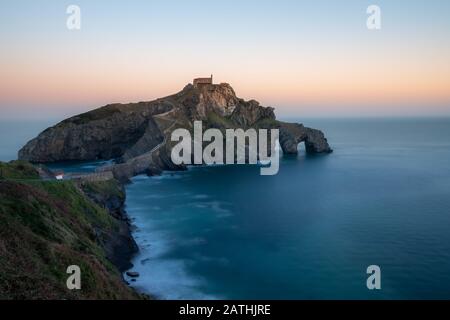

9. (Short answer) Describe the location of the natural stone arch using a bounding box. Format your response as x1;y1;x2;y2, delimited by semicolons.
278;122;332;155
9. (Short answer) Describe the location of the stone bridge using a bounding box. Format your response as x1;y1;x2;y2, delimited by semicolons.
69;171;114;182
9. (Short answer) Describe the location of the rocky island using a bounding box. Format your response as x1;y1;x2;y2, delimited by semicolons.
19;79;332;181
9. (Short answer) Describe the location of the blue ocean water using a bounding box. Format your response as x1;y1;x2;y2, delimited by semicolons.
124;118;450;299
1;118;450;299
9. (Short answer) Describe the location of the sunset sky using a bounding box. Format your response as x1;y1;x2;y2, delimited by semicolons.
1;0;449;119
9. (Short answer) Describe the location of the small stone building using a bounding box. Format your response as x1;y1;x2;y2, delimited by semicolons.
193;75;213;87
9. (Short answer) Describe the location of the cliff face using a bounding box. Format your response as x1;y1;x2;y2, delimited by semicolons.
0;161;139;299
19;82;332;180
194;83;239;117
80;180;138;272
18;105;165;163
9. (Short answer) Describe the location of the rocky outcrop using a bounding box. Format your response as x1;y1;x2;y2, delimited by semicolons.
195;83;239;117
230;100;275;127
18;105;168;163
19;82;332;180
278;122;332;154
80;179;138;272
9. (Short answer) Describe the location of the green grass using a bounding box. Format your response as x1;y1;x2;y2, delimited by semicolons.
29;180;117;232
81;180;124;200
0;162;138;299
0;161;40;180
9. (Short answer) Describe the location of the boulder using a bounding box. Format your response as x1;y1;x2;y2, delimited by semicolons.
126;271;140;278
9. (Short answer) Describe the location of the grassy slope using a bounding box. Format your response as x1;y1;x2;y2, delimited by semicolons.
0;161;40;180
0;161;138;299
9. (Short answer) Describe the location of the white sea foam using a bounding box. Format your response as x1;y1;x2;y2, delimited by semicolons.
124;202;219;299
129;258;217;300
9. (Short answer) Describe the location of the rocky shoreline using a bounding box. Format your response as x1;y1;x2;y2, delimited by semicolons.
79;179;138;273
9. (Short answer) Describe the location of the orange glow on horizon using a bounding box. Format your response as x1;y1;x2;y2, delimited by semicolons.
1;47;449;116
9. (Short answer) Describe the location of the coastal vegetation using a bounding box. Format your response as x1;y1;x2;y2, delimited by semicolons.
0;161;139;299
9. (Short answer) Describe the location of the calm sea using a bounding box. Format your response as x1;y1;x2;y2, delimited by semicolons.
2;118;450;299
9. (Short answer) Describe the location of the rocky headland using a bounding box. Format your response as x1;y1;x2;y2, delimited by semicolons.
19;82;332;182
